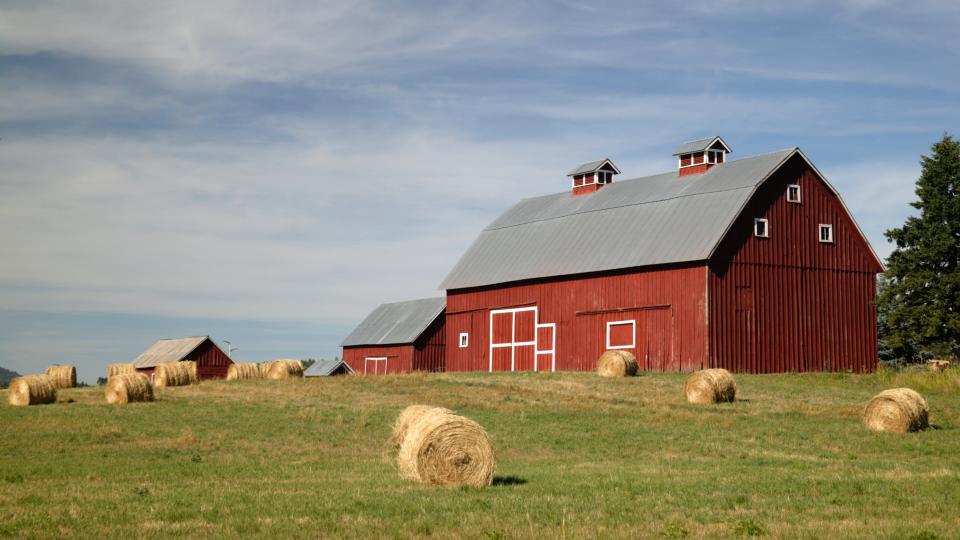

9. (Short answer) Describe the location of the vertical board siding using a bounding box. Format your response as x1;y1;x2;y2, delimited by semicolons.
445;265;708;372
343;345;414;374
709;157;880;373
412;314;446;372
185;339;233;379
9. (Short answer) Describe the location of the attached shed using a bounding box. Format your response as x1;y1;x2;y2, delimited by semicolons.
304;358;353;377
132;336;233;380
341;297;445;375
440;137;883;373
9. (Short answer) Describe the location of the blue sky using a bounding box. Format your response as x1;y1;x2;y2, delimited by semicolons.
1;1;958;383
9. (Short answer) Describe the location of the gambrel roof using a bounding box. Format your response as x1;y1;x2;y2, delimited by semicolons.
341;297;445;347
132;336;212;368
439;148;882;291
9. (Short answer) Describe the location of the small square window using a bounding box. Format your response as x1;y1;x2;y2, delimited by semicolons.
819;224;833;243
787;184;801;203
458;332;469;348
754;218;769;238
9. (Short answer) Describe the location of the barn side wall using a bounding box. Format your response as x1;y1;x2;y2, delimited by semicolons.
709;155;881;373
185;339;233;379
412;313;446;372
445;264;708;372
343;345;414;374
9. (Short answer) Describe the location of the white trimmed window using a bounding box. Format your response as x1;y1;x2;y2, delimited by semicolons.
787;184;801;203
458;332;469;348
819;224;833;243
606;320;636;350
754;218;769;238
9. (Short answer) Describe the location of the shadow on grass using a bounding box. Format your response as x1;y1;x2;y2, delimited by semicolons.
492;475;527;486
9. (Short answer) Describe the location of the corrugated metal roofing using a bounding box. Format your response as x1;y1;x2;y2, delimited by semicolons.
341;297;445;347
439;149;797;290
132;336;210;368
566;158;619;176
304;358;353;376
673;136;729;156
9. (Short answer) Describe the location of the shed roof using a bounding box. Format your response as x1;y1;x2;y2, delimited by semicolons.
341;297;445;347
566;158;621;176
132;336;212;368
440;148;839;290
304;358;353;377
673;136;731;156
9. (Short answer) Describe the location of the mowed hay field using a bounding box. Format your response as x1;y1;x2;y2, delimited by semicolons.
2;371;959;539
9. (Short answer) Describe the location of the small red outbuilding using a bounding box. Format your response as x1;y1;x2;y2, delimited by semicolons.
132;335;234;380
341;297;445;375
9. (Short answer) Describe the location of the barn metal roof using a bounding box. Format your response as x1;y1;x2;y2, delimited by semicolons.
132;336;211;368
439;149;798;290
673;136;731;156
341;297;445;347
566;158;621;176
304;358;353;376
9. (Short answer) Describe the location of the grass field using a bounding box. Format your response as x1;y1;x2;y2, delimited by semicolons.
2;370;959;539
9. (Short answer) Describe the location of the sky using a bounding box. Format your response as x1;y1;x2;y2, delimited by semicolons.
1;1;958;383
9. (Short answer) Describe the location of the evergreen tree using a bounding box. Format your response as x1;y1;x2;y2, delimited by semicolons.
878;134;960;360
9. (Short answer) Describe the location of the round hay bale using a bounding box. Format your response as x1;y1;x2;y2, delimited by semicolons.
180;361;199;383
105;373;154;404
226;363;261;381
258;361;275;378
266;359;304;380
391;405;453;449
597;350;638;377
154;362;190;388
863;388;929;433
397;409;495;487
684;368;736;404
7;375;57;406
45;365;77;389
107;363;136;378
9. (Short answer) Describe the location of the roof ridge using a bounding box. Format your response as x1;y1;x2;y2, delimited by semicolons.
486;148;796;232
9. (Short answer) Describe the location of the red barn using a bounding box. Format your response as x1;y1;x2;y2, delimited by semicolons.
132;336;234;380
439;137;884;373
341;297;445;374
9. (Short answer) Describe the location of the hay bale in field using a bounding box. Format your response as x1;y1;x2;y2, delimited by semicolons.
927;360;950;373
226;363;261;381
258;361;275;377
154;362;192;388
7;375;57;406
266;359;304;380
684;368;736;404
44;365;77;389
863;388;929;433
181;361;199;383
597;350;638;377
107;363;136;378
105;373;154;404
397;408;495;488
391;405;453;449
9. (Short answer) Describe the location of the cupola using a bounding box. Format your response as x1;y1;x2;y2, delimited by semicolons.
566;158;621;196
673;136;731;177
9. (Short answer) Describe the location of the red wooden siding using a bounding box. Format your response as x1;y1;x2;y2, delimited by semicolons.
343;345;414;374
185;339;233;379
342;313;445;374
446;264;708;372
709;155;881;373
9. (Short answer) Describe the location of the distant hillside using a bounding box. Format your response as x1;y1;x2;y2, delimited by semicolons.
0;366;22;388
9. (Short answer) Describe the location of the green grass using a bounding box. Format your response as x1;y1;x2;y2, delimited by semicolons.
1;370;959;539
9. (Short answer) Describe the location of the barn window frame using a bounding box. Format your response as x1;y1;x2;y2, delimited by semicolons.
458;332;469;348
819;224;834;243
707;149;725;164
606;320;636;350
754;218;769;238
787;184;801;203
